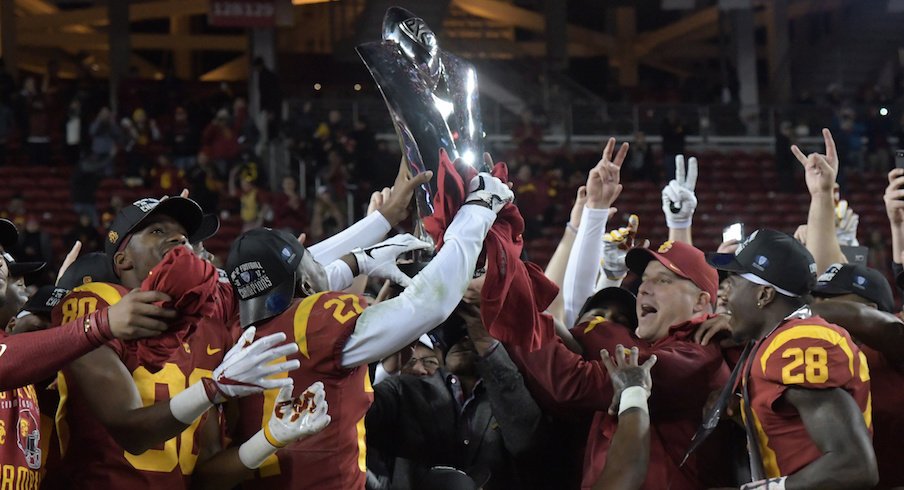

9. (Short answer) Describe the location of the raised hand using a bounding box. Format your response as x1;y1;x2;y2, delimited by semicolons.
601;214;648;280
465;172;514;213
107;289;177;340
600;344;656;416
367;187;393;216
586;138;627;209
352;234;432;287
661;155;698;228
791;128;838;196
207;327;300;403
378;157;434;227
568;186;588;229
884;168;904;225
56;240;82;286
267;381;331;446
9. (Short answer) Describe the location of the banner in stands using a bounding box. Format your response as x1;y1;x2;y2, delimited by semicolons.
209;0;276;27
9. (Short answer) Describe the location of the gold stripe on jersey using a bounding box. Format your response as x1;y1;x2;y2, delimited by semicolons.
583;316;606;334
55;374;70;456
293;292;328;359
742;397;782;478
759;325;855;377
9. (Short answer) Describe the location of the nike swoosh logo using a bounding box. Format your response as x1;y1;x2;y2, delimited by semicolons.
364;243;400;259
207;345;222;355
0;344;6;358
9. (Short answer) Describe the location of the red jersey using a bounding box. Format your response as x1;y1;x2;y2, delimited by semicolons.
508;316;730;490
234;291;373;490
742;316;872;478
0;375;43;489
49;276;235;489
854;346;902;488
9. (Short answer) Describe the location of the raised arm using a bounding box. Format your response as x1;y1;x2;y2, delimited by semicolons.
309;159;431;264
883;168;904;269
340;173;511;368
66;327;299;455
0;290;174;391
662;155;698;245
793;128;847;272
593;345;656;490
810;300;904;364
544;186;586;323
563;138;625;327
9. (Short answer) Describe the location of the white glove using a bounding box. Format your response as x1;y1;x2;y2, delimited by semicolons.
741;476;787;490
835;201;859;246
661;155;698;229
465;172;514;214
238;380;331;469
208;327;300;403
353;234;432;287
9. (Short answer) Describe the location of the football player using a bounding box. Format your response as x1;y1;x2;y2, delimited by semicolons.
708;230;877;489
190;171;512;489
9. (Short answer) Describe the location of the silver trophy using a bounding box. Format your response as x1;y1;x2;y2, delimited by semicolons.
357;7;488;226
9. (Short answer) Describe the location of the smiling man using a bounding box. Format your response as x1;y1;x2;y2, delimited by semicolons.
506;240;731;489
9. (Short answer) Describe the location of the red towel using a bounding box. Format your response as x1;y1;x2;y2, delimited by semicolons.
423;149;559;351
129;246;220;371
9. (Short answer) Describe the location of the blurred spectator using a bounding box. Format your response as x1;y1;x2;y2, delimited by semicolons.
149;154;185;195
512;109;543;157
121;107;160;185
832;107;866;190
253;57;281;140
63;98;87;166
269;175;306;235
775;121;797;193
310;185;346;240
167;106;198;171
86;107;121;176
229;163;269;232
14;215;53;265
71;167;100;227
865;106;892;172
660;110;686;182
201;108;240;172
626;131;656;183
18;78;51;166
65;213;102;253
3;194;26;225
187;152;224;214
0;96;14;166
513;164;550;239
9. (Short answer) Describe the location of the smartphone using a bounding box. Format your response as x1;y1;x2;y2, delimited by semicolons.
896;149;904;170
722;222;744;243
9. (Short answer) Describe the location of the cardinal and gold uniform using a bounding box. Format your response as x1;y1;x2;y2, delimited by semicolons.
0;373;44;489
742;316;872;478
234;291;373;490
47;278;234;489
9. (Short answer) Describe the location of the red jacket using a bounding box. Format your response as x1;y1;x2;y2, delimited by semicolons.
507;317;730;489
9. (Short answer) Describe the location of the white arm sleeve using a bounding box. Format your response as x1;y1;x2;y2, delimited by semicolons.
373;362;396;385
595;270;625;291
340;205;496;368
324;259;354;291
308;212;391;264
563;207;609;327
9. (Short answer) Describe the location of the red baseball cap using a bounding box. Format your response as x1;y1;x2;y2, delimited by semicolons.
626;240;718;301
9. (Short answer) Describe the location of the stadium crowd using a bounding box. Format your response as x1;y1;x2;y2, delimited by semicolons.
0;61;902;490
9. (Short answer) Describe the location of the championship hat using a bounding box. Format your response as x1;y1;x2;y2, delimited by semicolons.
189;213;220;244
706;229;817;297
2;252;45;278
20;285;56;317
577;287;638;329
105;197;203;268
626;240;719;301
226;228;306;328
48;252;119;311
813;263;894;312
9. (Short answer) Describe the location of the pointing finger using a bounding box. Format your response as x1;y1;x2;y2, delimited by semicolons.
790;145;809;166
686;157;698;191
675;155;686;184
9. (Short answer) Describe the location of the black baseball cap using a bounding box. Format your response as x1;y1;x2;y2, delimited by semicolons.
48;252;118;312
813;263;894;312
105;197;203;266
0;219;17;249
189;213;220;244
577;287;638;329
21;285;55;317
2;252;45;278
226;228;306;328
706;229;817;297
